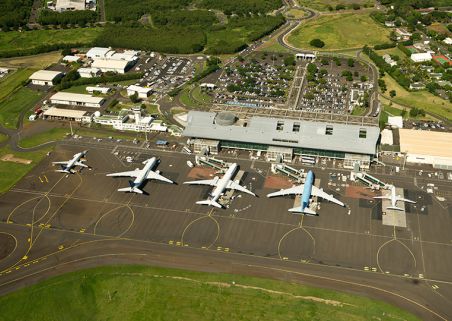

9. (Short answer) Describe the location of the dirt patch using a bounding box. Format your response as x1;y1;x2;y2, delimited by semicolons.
345;185;376;200
187;167;217;179
1;154;32;164
264;175;294;190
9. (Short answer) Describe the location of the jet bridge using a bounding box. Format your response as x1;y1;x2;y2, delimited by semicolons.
271;163;305;183
195;155;228;173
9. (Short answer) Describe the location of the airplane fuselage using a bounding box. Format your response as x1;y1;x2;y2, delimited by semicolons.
132;157;157;187
390;185;397;206
63;151;87;172
301;170;314;211
209;163;238;202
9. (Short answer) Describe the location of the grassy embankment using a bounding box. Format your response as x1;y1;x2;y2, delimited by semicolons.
381;74;452;121
287;13;389;51
0;265;420;321
297;0;374;11
0;68;35;101
0;87;43;129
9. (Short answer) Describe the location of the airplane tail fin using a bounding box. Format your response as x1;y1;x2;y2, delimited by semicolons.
117;180;143;194
288;206;317;216
196;199;222;209
386;206;404;211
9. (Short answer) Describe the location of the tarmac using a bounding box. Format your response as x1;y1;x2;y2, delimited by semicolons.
0;139;452;320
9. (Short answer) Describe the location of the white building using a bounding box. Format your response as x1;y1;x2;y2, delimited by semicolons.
86;86;111;94
127;85;152;98
55;0;85;11
62;55;81;63
50;92;104;108
0;67;9;74
444;37;452;45
29;70;64;86
295;53;316;60
77;67;101;78
105;50;139;62
383;54;397;67
91;59;132;74
410;52;432;63
86;47;113;59
94;108;167;132
387;116;403;128
200;83;216;90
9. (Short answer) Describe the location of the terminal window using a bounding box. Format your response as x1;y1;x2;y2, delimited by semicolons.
359;128;367;138
292;122;300;132
276;121;284;131
325;125;333;135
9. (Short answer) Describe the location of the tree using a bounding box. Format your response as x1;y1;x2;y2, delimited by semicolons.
389;90;396;98
352;3;360;10
360;75;367;82
310;38;325;48
307;63;318;74
129;92;139;103
347;58;355;67
335;4;345;10
283;55;295;66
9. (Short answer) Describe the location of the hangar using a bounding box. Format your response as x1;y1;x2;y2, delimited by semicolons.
399;129;452;169
29;70;64;86
183;111;380;168
50;92;105;108
91;59;132;74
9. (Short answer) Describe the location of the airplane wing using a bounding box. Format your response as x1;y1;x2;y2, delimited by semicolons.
311;185;345;207
75;161;88;168
373;196;391;200
397;197;416;204
267;185;305;198
146;171;173;184
52;161;69;165
106;170;140;178
226;180;255;196
184;177;218;186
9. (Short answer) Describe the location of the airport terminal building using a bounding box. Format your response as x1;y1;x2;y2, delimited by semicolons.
183;111;380;168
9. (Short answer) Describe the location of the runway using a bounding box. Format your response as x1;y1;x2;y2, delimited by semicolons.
0;141;451;320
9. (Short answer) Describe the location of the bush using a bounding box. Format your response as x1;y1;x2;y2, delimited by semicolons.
374;42;396;50
310;38;325;48
55;72;144;91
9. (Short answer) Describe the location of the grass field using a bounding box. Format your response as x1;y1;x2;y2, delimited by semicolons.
0;265;420;321
298;0;374;11
376;47;408;60
287;13;390;50
0;87;43;129
61;84;90;94
0;68;35;101
0;146;53;194
285;8;306;19
0;52;61;69
382;74;452;121
0;28;102;55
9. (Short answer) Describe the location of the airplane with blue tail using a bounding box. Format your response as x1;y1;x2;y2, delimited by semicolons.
267;170;345;215
106;157;174;194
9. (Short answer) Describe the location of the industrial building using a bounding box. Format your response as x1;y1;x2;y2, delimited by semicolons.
43;107;92;123
50;92;105;108
183;111;380;168
410;52;432;63
399;129;452;169
29;70;64;86
77;67;101;78
62;55;81;63
55;0;85;12
91;59;133;74
86;86;111;94
86;47;112;59
127;85;152;99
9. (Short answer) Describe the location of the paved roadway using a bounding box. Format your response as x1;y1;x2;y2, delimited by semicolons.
0;140;451;320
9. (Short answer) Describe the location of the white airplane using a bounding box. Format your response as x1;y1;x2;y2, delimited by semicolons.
374;185;416;211
107;157;173;194
267;170;345;215
52;150;88;174
184;163;256;208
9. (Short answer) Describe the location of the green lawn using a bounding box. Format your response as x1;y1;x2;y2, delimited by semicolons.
288;13;390;50
351;105;367;115
0;28;103;55
61;84;90;94
0;133;7;143
0;68;35;101
376;47;409;60
382;74;452;121
0;87;43;129
0;146;53;194
192;86;213;104
0;265;420;321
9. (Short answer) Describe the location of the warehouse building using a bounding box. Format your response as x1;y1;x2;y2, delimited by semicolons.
399;129;452;169
50;92;105;108
127;85;152;99
91;59;133;74
183;111;380;168
29;70;64;86
78;67;101;78
43;107;91;123
55;0;85;12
